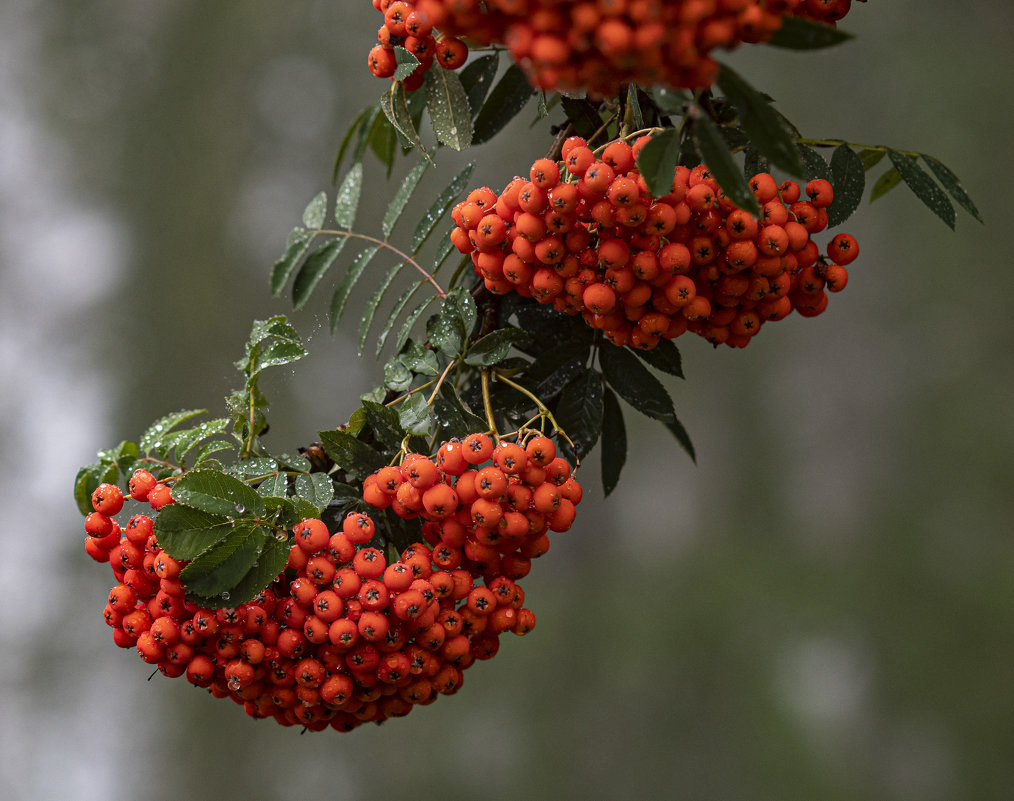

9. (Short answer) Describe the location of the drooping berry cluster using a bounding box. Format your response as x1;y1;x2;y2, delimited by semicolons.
84;436;581;732
450;135;860;350
411;0;863;96
368;0;468;92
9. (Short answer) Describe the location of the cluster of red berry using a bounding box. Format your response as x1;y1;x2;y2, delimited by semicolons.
84;434;581;731
406;0;863;96
367;0;468;92
450;135;859;350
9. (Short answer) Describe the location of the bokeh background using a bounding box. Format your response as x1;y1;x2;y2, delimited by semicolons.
2;2;1012;799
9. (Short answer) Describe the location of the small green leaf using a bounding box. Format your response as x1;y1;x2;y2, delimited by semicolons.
140;409;207;455
651;86;690;115
74;462;118;515
631;339;683;378
247;316;300;349
717;63;806;179
922;154;983;223
399;340;440;376
858;148;885;171
319;429;387;480
294;474;334;514
352;106;382;166
358;262;405;356
601;388;626;497
394;294;441;353
170;469;266;518
256;473;288;498
664;416;696;463
827;144;865;228
384;357;413;392
561;96;604;140
334;162;364;230
181;525;267;598
870;166;903;202
376;280;426;357
443;286;478;335
460;52;500;119
227;536;290;607
292;238;348;309
172;418;230;463
797;144;832;182
380;83;429;161
626;84;645;131
473;65;535;145
464;328;530;366
636;129;682;197
191;439;233;468
232;457;280;477
251;340;308;376
382;159;429;239
412;163;474;254
426;306;466;358
888;150;955;229
154;504;233;561
693;112;760;217
301;191;327;229
398;392;433;437
362;399;407;451
392;47;421;83
368;112;398;175
767;16;854;49
329;246;379;333
744;147;769;180
555;370;604;459
270;228;314;297
599;344;676;423
432;383;487;441
425;65;473;151
332;105;370;183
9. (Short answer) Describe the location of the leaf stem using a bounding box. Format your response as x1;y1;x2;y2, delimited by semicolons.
427;358;458;406
317;229;446;298
480;369;497;437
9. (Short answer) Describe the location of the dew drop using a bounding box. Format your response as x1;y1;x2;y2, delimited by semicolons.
221;591;231;601
235;503;246;514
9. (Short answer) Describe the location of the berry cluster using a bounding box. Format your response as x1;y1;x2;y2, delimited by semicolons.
411;0;863;96
450;135;860;350
368;0;468;92
84;435;581;732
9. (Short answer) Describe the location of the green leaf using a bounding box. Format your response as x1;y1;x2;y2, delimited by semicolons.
358;262;405;356
380;83;430;161
426;306;466;358
460;53;500;119
445;286;477;334
400;340;440;376
352;106;382;166
651;86;690;115
319;429;387;480
232;457;280;478
292;237;348;309
170;469;266;518
631;339;683;379
870;166;903;202
153;504;233;561
767;16;853;49
744;147;769;180
256;473;288;498
398;392;433;437
250;341;308;381
473;65;535;145
664;416;696;464
384;357;414;392
560;96;604;140
368;112;398;175
717;63;806;179
376;280;426;357
247;316;300;349
333;162;364;230
525;339;591;400
301;191;327;229
392;46;421;83
693;112;760;217
464;328;530;366
270;227;314;297
140;409;207;455
172;418;230;463
601;388;626;497
394;294;441;353
295;474;334;514
332;105;371;183
226;536;290;607
797;144;832;182
425;65;473;151
382;159;429;239
362;399;407;451
827;144;865;228
626;84;645;131
923;154;983;223
432;383;488;441
599;344;676;423
888;150;955;229
191;439;233;468
181;525;267;598
555;370;604;459
329;246;379;333
636;128;681;197
858;148;885;171
412;163;474;254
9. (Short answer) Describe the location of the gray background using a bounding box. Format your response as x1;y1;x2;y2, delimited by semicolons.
2;2;1012;799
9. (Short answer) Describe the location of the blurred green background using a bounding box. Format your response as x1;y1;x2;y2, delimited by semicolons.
2;2;1012;799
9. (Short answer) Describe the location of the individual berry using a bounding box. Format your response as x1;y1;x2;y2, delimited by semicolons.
91;483;124;516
